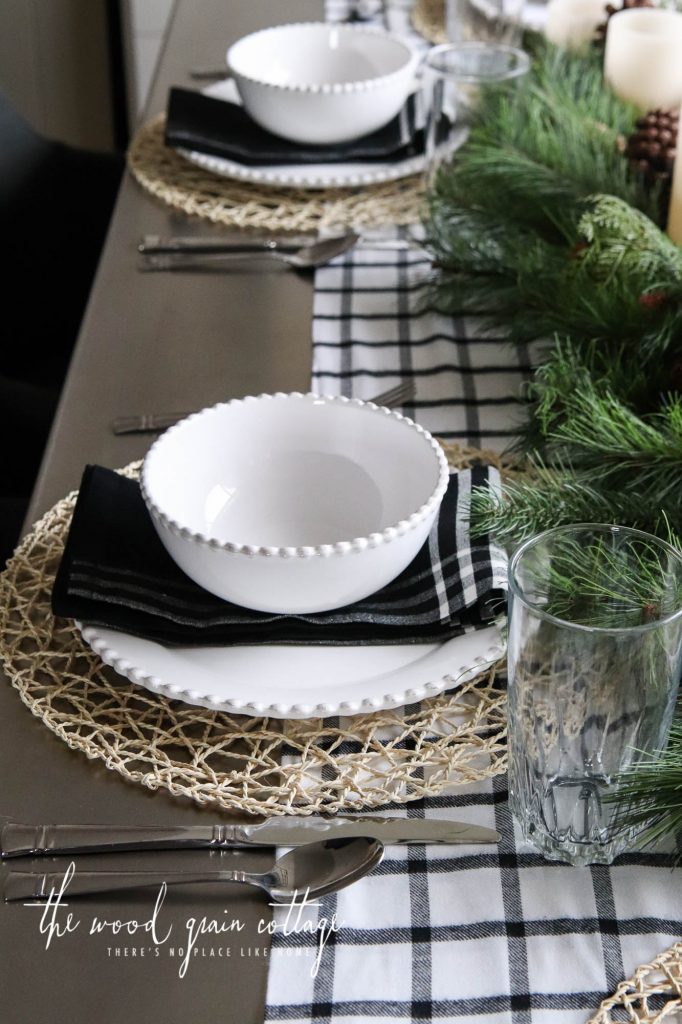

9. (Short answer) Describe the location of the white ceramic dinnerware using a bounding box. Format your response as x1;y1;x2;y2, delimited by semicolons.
179;80;468;189
141;393;449;614
79;622;504;719
226;22;419;145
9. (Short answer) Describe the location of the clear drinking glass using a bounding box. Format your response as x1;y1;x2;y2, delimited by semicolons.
446;0;528;46
507;524;682;866
422;42;530;180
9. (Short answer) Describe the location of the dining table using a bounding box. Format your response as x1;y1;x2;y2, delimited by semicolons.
2;1;682;1023
0;2;323;1022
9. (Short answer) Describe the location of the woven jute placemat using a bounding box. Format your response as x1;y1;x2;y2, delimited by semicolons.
588;941;682;1023
0;447;509;816
127;115;426;233
412;0;447;44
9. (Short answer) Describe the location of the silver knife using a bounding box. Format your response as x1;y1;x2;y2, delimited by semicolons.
138;233;319;255
137;234;412;256
0;817;499;858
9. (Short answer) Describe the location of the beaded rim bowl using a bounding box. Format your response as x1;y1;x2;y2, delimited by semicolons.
226;23;419;145
140;393;449;613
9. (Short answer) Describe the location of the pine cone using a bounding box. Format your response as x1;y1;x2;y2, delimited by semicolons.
625;108;678;219
595;0;654;44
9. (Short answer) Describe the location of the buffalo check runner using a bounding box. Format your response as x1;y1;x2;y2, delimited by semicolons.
311;231;532;451
263;237;682;1024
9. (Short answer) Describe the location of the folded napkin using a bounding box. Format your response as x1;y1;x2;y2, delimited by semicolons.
164;86;425;166
51;464;506;647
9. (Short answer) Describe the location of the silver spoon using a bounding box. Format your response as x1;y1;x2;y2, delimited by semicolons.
138;233;360;272
4;836;384;901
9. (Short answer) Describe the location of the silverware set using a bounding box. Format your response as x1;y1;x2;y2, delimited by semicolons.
138;232;412;256
139;232;324;255
111;380;416;436
1;816;499;901
137;232;413;273
138;232;362;273
4;838;385;903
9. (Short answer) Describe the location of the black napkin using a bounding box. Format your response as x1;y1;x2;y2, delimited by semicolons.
52;465;505;647
164;86;426;166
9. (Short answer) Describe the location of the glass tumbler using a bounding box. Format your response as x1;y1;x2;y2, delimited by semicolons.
423;42;530;181
507;524;682;866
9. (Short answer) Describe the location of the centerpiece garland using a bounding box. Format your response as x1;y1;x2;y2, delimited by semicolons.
424;37;682;850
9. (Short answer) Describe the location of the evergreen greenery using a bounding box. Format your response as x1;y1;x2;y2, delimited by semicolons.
425;42;682;544
424;36;682;849
522;529;682;627
613;723;682;852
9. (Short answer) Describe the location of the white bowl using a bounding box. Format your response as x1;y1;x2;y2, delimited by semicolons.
141;393;449;614
226;22;419;145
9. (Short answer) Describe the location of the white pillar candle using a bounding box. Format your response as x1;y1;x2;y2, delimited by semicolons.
604;8;682;112
668;119;682;245
545;0;607;53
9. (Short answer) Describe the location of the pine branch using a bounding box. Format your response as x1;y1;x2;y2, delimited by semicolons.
612;722;682;855
576;195;682;286
427;190;682;359
427;42;657;245
469;464;672;544
529;531;682;626
548;391;682;508
471;341;682;544
518;338;661;450
531;40;637;136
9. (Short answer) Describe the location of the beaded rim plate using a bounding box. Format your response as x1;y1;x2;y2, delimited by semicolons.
176;79;467;190
79;622;504;719
0;453;510;813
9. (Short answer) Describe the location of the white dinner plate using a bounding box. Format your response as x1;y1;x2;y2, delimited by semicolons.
79;622;504;720
176;79;467;190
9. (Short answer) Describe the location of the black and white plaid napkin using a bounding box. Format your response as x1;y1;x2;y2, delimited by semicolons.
165;88;428;166
263;227;682;1024
51;464;505;646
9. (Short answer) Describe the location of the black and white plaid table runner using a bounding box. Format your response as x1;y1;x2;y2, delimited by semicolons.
263;240;682;1024
266;785;681;1024
311;232;531;451
326;0;430;44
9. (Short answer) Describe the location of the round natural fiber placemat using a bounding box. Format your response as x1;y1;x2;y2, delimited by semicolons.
588;941;682;1023
0;450;508;816
127;115;426;233
412;0;447;44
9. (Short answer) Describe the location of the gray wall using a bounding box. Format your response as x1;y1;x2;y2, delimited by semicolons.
0;0;116;151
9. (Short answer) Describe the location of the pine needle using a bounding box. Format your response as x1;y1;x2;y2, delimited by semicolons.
612;723;682;854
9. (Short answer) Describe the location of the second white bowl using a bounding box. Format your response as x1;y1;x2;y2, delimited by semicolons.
141;393;448;614
226;22;419;145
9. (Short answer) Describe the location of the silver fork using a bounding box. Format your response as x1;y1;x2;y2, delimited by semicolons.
111;381;416;436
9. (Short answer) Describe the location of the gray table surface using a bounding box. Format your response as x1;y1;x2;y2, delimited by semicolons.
1;1;323;1021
